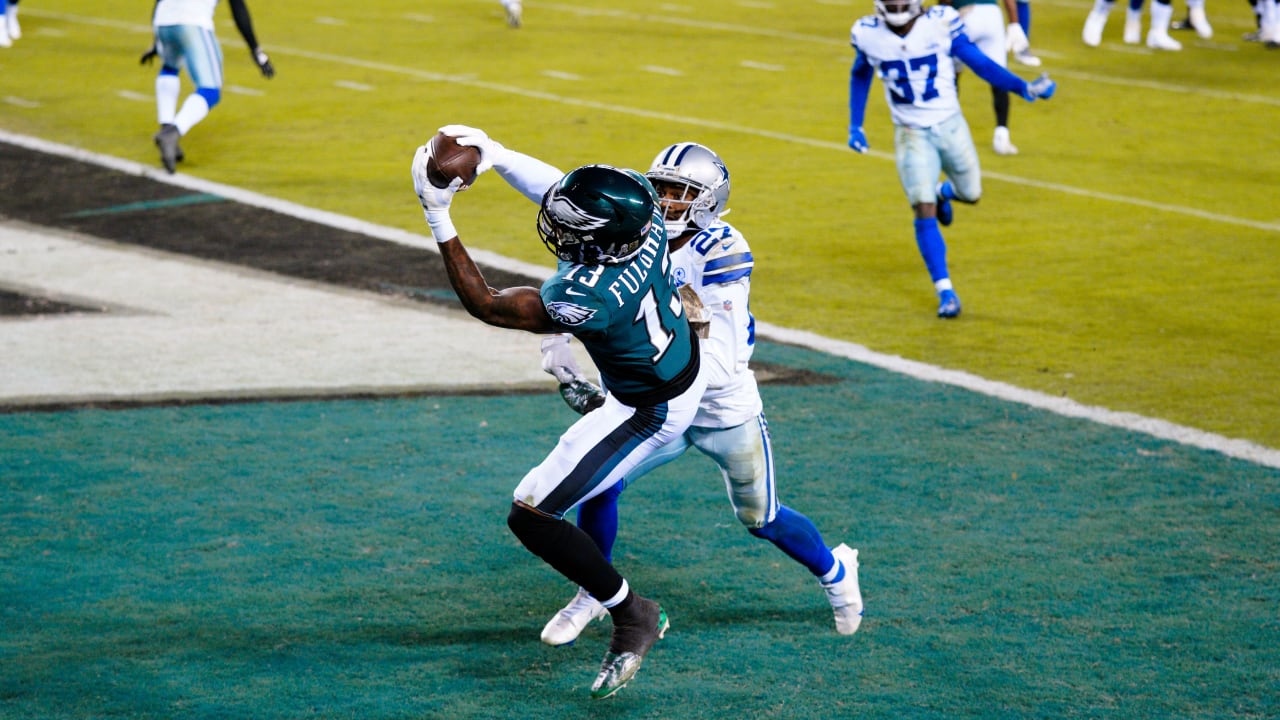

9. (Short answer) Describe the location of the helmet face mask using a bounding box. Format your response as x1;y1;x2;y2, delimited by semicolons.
644;143;730;239
537;165;657;265
874;0;923;27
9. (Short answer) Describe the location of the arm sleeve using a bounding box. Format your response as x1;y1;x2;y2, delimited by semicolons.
849;50;874;129
951;34;1028;96
695;279;750;390
227;0;261;50
491;148;565;205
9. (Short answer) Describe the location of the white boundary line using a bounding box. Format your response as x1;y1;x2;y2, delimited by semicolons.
3;130;1277;469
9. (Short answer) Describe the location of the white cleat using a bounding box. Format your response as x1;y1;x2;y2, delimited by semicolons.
5;6;18;40
1189;5;1213;38
541;587;608;646
1012;49;1042;67
1124;14;1142;44
503;1;522;28
1082;10;1108;46
821;544;864;635
1147;29;1183;50
993;126;1019;156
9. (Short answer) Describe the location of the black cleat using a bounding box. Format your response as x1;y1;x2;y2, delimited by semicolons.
153;123;181;174
590;596;668;700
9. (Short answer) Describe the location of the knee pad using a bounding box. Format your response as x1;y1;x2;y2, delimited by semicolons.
196;86;220;109
507;503;567;557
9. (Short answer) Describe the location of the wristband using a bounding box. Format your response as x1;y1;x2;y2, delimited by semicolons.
425;210;457;243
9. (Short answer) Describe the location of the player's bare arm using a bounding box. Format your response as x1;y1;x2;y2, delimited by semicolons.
436;239;554;332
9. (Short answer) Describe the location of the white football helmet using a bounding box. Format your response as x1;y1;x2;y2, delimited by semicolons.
875;0;923;27
645;142;730;238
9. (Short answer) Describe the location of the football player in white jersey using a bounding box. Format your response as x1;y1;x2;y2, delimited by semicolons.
140;0;275;173
943;0;1033;156
847;0;1056;318
439;127;864;643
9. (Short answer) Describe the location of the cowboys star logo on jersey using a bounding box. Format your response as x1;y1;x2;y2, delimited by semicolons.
545;301;597;327
545;194;611;234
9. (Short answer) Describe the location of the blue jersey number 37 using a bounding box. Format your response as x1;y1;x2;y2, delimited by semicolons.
880;54;940;105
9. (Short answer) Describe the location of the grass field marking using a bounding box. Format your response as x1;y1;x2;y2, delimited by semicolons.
8;128;1277;469
27;6;1280;108
758;322;1280;469
1051;68;1280;106
31;8;1275;233
264;44;1280;234
981;170;1280;232
115;90;152;103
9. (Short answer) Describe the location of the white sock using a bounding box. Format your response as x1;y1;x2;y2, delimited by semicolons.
155;75;180;125
172;94;210;136
1150;1;1173;33
934;278;955;293
1093;0;1116;15
599;579;629;609
820;558;843;584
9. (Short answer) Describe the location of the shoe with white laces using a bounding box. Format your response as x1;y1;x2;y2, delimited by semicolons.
540;587;608;646
1147;29;1183;50
1189;6;1213;38
1124;14;1142;43
590;596;668;700
1082;10;1108;46
993;126;1019;156
821;544;863;634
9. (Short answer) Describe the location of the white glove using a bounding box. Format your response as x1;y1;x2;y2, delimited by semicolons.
540;334;585;384
1006;22;1030;54
411;143;463;242
438;124;504;176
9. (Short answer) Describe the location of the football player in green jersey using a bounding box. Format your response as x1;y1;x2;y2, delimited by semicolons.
411;142;709;700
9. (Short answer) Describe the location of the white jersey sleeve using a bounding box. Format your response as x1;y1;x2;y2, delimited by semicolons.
671;221;763;429
491;147;565;205
153;0;219;29
849;7;964;129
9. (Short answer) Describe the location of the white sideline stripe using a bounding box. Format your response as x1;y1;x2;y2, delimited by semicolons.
3;128;1276;470
757;324;1280;470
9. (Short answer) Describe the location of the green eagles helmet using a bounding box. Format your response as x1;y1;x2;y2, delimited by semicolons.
538;164;659;265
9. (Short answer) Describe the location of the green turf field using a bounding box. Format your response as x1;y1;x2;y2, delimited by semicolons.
1;0;1277;449
4;342;1278;719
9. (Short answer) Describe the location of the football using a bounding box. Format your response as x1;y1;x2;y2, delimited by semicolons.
425;132;482;189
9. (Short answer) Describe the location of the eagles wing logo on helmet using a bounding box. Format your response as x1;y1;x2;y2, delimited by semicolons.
545;301;597;327
546;194;610;234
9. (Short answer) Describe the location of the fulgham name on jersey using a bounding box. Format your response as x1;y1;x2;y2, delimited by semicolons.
606;232;665;307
